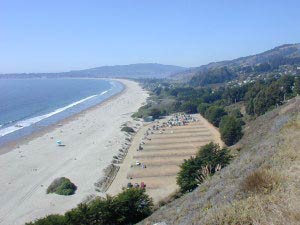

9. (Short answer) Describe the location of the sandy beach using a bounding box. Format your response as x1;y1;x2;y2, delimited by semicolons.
0;79;148;225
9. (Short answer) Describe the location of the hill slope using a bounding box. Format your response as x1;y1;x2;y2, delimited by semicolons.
139;97;300;225
173;43;300;85
0;63;186;79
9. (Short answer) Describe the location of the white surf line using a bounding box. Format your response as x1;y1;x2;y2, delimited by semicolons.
0;89;112;138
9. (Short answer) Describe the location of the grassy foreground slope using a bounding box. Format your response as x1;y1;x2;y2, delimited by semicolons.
139;97;300;225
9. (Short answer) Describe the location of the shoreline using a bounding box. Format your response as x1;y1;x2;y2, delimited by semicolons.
0;79;126;156
0;79;148;225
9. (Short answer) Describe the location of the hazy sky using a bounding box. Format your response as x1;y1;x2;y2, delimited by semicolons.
1;0;300;73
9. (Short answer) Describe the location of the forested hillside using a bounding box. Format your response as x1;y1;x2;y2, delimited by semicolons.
173;43;300;86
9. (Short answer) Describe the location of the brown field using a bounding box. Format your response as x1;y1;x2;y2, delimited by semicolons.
107;114;223;202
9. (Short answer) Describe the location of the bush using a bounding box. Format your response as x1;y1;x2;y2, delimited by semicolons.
205;106;227;127
148;108;166;119
181;101;198;114
27;188;153;225
121;126;135;133
219;116;243;146
197;103;210;115
176;157;199;192
241;169;280;194
26;215;67;225
177;142;231;193
229;108;243;118
47;177;77;196
115;188;153;224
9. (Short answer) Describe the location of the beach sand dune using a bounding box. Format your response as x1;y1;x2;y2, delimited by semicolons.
0;79;148;225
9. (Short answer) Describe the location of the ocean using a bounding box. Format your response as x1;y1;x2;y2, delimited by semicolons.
0;78;123;146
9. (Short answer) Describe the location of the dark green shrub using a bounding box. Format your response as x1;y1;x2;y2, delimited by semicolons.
148;108;166;119
295;76;300;95
219;116;243;146
177;142;231;193
121;126;135;133
176;157;199;192
25;215;67;225
205;106;227;127
229;108;243;118
115;188;153;224
27;188;153;225
181;101;198;113
47;177;77;196
197;103;210;115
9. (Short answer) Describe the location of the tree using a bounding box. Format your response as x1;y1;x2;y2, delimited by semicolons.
177;143;231;193
245;76;296;116
27;188;153;225
295;76;300;95
181;101;198;114
148;108;165;119
229;108;243;118
26;215;67;225
115;188;153;224
219;116;243;146
176;157;199;192
205;106;227;127
197;103;210;115
222;85;248;104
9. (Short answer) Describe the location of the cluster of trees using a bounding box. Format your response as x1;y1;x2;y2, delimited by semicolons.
177;75;299;118
197;104;243;146
245;75;298;116
219;116;243;146
177;143;232;193
204;106;227;127
27;188;153;225
132;103;167;119
148;108;167;119
140;74;300;145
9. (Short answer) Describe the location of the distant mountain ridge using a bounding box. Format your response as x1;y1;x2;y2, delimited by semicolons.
0;63;186;79
172;43;300;83
2;44;299;81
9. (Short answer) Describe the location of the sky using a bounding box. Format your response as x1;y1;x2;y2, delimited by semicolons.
1;0;300;73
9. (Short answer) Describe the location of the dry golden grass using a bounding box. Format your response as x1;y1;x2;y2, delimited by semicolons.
156;189;183;209
241;168;280;194
202;190;300;225
201;112;300;225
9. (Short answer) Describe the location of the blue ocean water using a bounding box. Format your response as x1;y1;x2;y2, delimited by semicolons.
0;78;123;145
